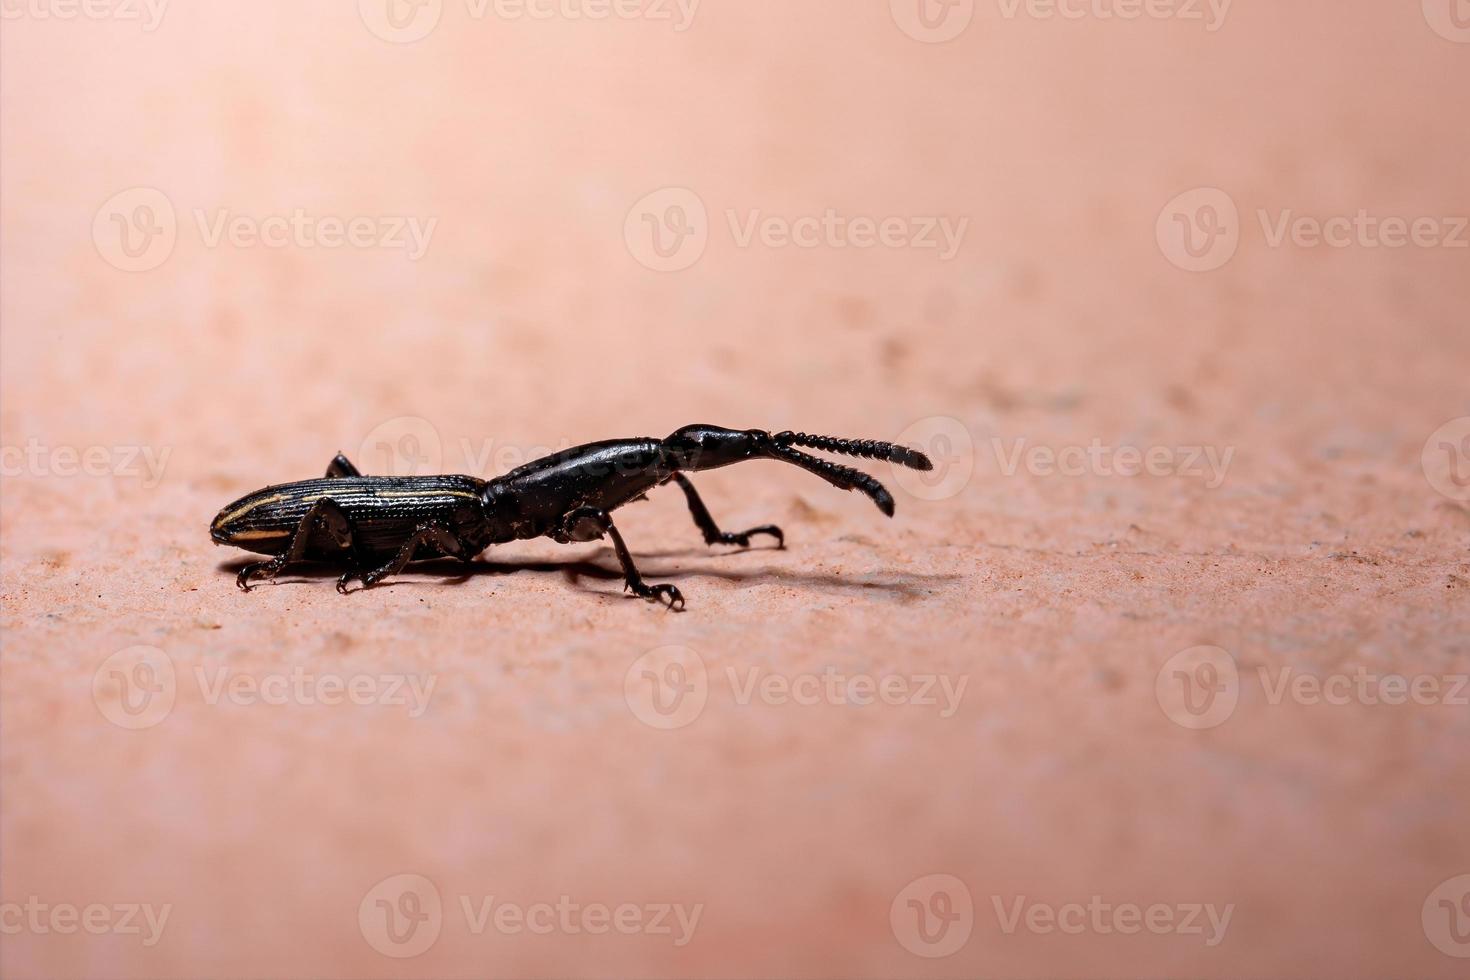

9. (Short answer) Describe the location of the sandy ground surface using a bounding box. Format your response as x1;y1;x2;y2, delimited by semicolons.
2;2;1469;977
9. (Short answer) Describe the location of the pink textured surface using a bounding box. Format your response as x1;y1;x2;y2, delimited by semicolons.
2;3;1468;977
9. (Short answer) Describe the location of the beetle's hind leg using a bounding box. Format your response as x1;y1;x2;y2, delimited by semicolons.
557;507;684;611
237;497;356;592
325;452;362;478
669;473;783;549
337;521;466;593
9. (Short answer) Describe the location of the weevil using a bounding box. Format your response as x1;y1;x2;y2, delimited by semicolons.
210;424;933;608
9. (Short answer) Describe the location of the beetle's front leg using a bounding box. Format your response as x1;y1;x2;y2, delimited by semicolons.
559;507;684;611
668;473;784;549
237;498;355;592
337;521;466;593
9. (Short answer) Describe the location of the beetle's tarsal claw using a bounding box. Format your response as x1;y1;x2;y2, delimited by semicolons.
236;562;271;591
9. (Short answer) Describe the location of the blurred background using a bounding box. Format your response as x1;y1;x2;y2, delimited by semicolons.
2;1;1468;977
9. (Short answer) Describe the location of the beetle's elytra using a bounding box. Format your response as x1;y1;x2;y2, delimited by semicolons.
211;424;933;609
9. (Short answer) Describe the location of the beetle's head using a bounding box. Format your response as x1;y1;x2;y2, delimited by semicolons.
662;424;770;471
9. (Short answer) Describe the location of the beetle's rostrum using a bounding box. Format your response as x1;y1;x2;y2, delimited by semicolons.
210;424;934;609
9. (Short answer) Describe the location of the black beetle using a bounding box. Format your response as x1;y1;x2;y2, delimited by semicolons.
210;424;933;608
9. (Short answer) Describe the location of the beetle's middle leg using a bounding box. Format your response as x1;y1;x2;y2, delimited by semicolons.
668;473;784;549
557;507;684;610
337;521;467;593
237;497;356;591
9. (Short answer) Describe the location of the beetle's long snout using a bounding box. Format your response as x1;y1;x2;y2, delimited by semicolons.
662;424;770;471
661;424;933;516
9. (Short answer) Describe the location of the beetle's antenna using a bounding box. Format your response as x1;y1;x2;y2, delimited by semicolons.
766;443;897;516
773;431;933;471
